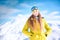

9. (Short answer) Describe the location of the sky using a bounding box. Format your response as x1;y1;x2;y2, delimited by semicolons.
0;0;60;40
0;0;60;25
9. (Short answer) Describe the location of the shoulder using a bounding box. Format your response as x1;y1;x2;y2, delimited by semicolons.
28;15;34;20
42;17;45;22
42;17;44;20
42;17;47;23
42;17;44;19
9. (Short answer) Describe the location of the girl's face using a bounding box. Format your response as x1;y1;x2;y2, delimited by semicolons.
32;10;39;16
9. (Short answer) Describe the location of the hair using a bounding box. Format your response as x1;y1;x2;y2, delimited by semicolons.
28;12;42;30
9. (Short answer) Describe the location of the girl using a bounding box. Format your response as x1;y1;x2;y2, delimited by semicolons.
22;6;52;40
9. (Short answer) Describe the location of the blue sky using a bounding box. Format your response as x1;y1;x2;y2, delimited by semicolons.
0;0;60;25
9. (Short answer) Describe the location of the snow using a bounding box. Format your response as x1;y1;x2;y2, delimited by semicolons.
0;14;60;40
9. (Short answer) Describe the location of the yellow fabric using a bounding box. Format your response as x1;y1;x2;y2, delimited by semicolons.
22;18;52;40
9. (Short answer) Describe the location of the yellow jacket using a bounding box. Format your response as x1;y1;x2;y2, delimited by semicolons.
22;18;52;40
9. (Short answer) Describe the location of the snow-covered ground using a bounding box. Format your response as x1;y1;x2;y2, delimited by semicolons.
0;14;60;40
47;23;60;40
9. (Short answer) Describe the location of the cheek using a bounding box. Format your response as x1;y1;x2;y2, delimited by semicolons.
34;13;38;15
36;12;39;15
34;13;38;16
33;11;39;16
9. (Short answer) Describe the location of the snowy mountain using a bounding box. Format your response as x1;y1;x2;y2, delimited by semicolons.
0;14;60;40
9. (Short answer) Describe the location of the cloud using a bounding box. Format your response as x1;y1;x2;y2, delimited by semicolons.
48;11;59;16
19;2;44;8
42;11;60;21
39;10;60;21
0;6;21;15
32;2;44;6
40;10;48;17
45;16;60;21
47;20;60;24
0;6;21;19
6;0;18;6
0;6;22;25
20;3;32;8
0;0;18;6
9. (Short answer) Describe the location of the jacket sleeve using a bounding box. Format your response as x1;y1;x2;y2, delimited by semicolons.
22;21;33;37
44;19;52;36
